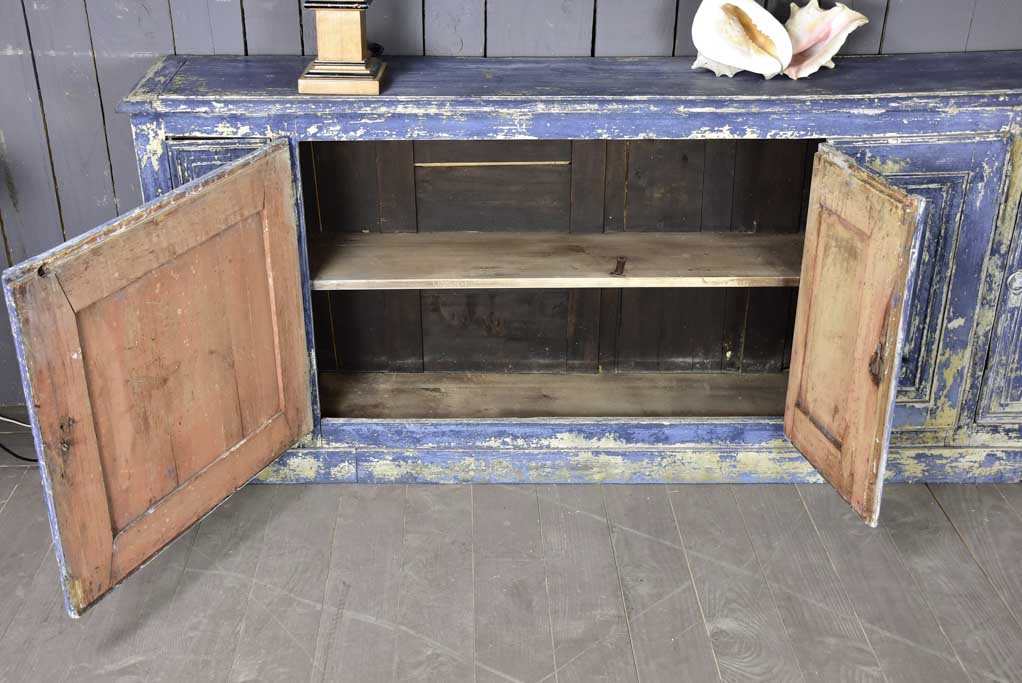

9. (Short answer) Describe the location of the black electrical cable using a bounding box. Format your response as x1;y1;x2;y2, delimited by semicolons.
0;440;36;463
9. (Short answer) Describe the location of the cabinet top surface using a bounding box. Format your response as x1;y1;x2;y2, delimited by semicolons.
121;52;1022;115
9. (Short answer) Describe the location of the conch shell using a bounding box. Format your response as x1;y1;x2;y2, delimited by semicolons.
784;0;868;79
691;0;868;80
691;0;793;80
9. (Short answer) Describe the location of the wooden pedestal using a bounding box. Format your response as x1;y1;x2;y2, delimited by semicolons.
298;3;386;95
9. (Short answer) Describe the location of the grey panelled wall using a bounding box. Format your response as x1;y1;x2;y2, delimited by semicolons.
1;1;1021;404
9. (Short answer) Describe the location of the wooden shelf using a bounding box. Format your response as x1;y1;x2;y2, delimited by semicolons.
309;232;804;290
319;371;788;419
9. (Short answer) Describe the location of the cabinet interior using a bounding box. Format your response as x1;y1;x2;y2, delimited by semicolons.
301;139;823;419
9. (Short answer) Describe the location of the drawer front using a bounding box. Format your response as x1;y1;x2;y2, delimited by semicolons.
833;136;1009;440
167;138;269;188
978;195;1022;424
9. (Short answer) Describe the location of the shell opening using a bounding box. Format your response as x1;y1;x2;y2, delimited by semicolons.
721;3;784;68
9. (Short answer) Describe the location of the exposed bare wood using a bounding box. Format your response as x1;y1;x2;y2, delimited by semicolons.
310;232;804;290
785;145;923;525
4;142;312;615
320;371;788;419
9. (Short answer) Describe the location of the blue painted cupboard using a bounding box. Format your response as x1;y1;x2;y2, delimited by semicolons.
5;51;1022;614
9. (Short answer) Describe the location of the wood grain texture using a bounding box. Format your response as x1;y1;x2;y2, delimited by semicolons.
673;0;701;55
69;528;197;682
23;0;117;239
669;485;802;682
594;0;678;56
881;484;1022;681
968;0;1022;50
537;485;638;682
486;0;596;56
310;232;805;289
798;484;970;682
330;291;423;372
473;486;556;681
84;0;175;211
3;482;1022;680
5;143;311;615
8;273;114;614
144;485;274;682
733;484;885;681
229;485;339;681
368;0;425;55
391;485;475;680
313;485;407;682
602;485;719;681
168;0;245;54
0;471;55;640
319;370;789;418
421;289;568;373
786;145;922;524
414;165;571;232
0;0;65;263
425;0;484;55
929;484;1022;630
242;0;302;54
881;0;976;53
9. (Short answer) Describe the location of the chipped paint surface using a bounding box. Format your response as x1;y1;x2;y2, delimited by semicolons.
253;449;356;484
111;56;1022;495
248;444;1022;484
865;153;911;174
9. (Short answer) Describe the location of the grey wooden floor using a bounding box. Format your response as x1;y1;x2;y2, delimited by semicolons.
0;458;1021;682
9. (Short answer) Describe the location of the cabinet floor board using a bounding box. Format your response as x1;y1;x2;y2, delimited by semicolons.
319;370;789;419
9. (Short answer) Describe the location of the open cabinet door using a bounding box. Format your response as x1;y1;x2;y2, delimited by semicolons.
786;144;925;526
4;140;312;616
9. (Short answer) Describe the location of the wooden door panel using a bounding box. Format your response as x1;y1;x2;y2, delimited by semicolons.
786;145;924;525
4;140;311;615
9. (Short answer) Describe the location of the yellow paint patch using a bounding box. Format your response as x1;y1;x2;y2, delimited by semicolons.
330;461;356;481
256;453;322;481
866;153;910;175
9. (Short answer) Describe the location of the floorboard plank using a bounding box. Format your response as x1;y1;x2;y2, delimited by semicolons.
603;485;719;682
799;484;969;682
732;484;884;681
537;485;638;683
669;485;801;682
313;485;406;683
881;484;1022;681
0;552;82;682
391;485;475;681
929;485;1022;637
69;528;197;682
473;486;556;682
144;485;275;682
0;471;54;642
229;485;341;681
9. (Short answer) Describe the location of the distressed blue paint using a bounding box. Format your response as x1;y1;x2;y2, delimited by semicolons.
166;137;269;186
112;53;1022;486
287;137;323;441
120;53;1022;115
250;448;356;483
834;136;1011;439
249;446;1022;484
976;145;1022;426
318;417;790;449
